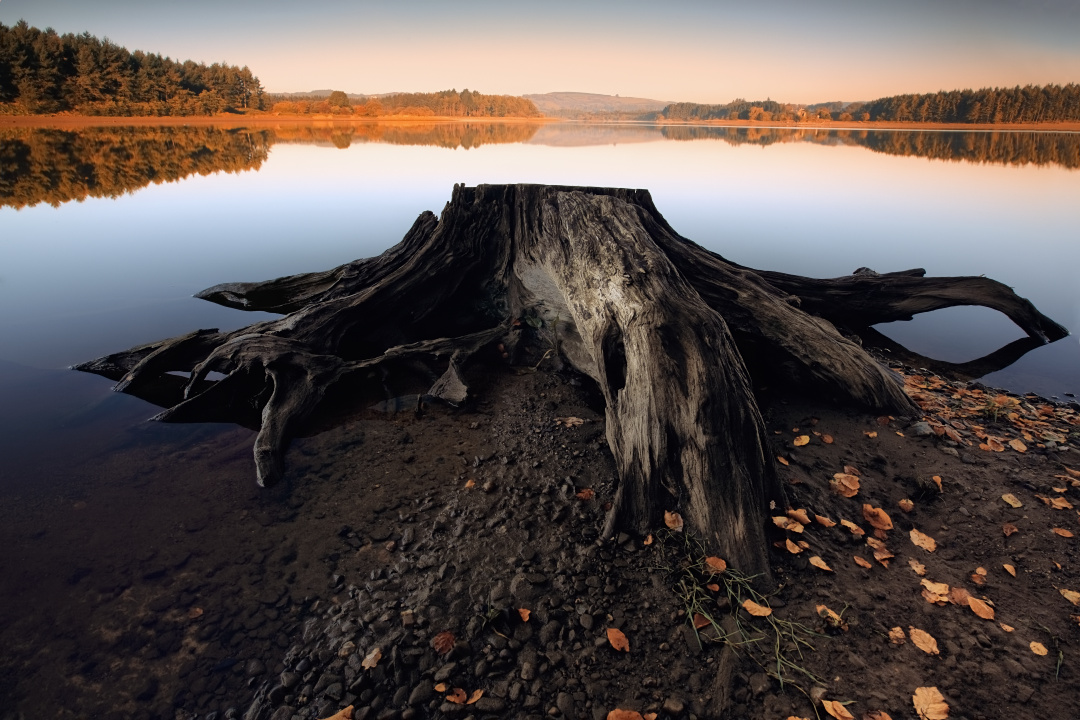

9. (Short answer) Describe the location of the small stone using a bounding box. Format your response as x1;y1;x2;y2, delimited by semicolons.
473;696;507;713
323;682;344;701
521;661;538;681
909;421;934;437
662;697;685;715
407;682;434;706
245;659;266;677
338;641;356;658
556;691;575;717
434;662;457;682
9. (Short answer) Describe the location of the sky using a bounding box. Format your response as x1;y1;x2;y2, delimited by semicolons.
2;0;1079;103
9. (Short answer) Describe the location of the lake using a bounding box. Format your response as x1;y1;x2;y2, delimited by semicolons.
0;119;1077;715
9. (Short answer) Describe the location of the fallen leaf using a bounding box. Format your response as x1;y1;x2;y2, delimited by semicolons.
606;711;645;720
863;713;894;720
467;689;484;705
898;498;915;512
1050;496;1074;509
889;626;906;644
1030;641;1048;656
793;435;810;447
361;647;382;669
318;707;354;720
1000;623;1014;632
706;583;720;592
464;479;476;489
556;416;585;427
909;559;927;576
432;631;455;655
434;683;448;693
644;714;658;720
518;608;531;622
1002;523;1019;537
187;607;204;620
1009;439;1027;452
742;599;773;617
840;519;865;537
823;434;834;444
809;556;833;572
1052;527;1075;537
865;431;878;438
1003;564;1016;577
787;508;812;525
844;465;861;476
693;613;711;630
948;587;972;606
1059;588;1080;606
913;686;949;720
831;473;861;498
931;475;943;491
607;627;630;652
664;511;684;531
968;597;995;620
773;515;805;533
822;699;855;720
817;604;848;631
909;528;937;552
1064;466;1080;478
908;627;940;655
816;514;837;527
854;555;873;569
1001;493;1022;508
777;456;790;466
445;688;467;704
575;488;595;500
785;538;803;554
704;556;727;574
643;534;653;546
863;504;894;530
921;579;950;604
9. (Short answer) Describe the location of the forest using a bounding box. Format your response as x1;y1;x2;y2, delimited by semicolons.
0;21;263;116
266;88;542;118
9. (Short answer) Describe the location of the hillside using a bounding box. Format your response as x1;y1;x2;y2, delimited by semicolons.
524;91;671;118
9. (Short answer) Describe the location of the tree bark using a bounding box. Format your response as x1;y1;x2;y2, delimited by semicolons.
75;184;1068;576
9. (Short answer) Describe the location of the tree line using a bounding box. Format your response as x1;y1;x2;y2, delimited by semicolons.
266;88;542;118
0;21;263;115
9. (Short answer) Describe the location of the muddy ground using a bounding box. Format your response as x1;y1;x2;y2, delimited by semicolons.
1;354;1078;720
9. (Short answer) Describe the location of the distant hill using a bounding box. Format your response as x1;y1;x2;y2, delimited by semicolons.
523;92;671;118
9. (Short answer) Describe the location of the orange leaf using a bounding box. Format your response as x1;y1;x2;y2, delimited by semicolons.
948;587;972;606
518;608;531;622
831;474;860;498
693;613;710;630
664;511;684;531
704;556;727;574
787;508;812;525
1002;523;1019;536
643;534;653;546
742;599;772;617
908;559;927;576
606;711;645;720
1000;623;1014;632
913;686;949;720
445;688;467;704
1003;564;1016;577
464;478;476;489
434;683;447;693
706;583;720;592
844;465;861;476
1059;588;1080;605
318;707;354;720
773;516;805;533
816;604;847;631
840;519;865;537
968;597;995;620
1030;641;1048;656
815;514;837;527
931;475;943;491
865;431;878;438
793;435;810;447
822;699;855;720
888;626;906;644
862;504;893;530
432;631;455;655
910;528;937;552
1052;527;1075;537
898;498;914;512
467;689;484;705
809;556;833;572
921;579;949;604
908;627;940;655
777;456;790;466
361;647;382;669
854;555;872;569
607;627;630;652
1001;493;1022;508
822;434;834;444
575;488;595;500
1008;438;1027;452
864;713;893;720
785;538;803;554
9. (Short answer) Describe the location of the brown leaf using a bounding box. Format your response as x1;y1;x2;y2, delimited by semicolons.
968;597;995;620
931;475;943;491
844;465;861;476
863;713;894;720
575;488;595;500
445;688;467;704
888;626;906;644
817;604;847;631
793;435;810;447
706;583;720;592
784;538;803;554
518;608;531;622
1008;439;1027;452
643;534;653;546
556;416;585;427
434;683;447;693
822;699;855;720
865;431;878;438
816;514;837;527
704;556;727;574
464;479;476;489
1052;527;1075;537
1030;641;1048;656
822;434;834;444
910;528;937;552
909;559;927;576
361;647;382;669
787;508;812;525
1050;496;1074;510
1001;493;1022;508
898;498;915;513
467;689;484;705
1000;623;1014;632
1003;564;1016;577
773;515;805;533
692;613;711;630
831;474;861;498
862;504;893;530
607;627;630;652
1058;588;1080;606
970;567;987;585
606;711;645;720
948;587;972;606
908;626;940;655
809;556;833;572
921;579;950;604
840;519;865;537
432;631;455;655
318;707;354;720
777;456;790;466
913;686;949;720
664;511;684;531
854;555;873;569
1002;523;1019;536
187;607;204;620
742;599;772;617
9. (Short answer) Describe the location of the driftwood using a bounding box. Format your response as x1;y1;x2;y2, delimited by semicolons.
76;184;1067;575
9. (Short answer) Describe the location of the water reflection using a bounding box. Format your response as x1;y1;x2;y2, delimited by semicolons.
4;123;1077;209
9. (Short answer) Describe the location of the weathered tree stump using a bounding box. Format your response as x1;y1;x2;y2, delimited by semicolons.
76;184;1068;575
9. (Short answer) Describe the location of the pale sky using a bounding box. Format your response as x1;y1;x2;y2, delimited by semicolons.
2;0;1078;103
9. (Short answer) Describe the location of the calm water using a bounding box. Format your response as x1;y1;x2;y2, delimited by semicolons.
1;122;1078;493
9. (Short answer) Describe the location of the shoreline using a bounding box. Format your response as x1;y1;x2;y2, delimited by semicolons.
2;113;1079;132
